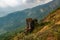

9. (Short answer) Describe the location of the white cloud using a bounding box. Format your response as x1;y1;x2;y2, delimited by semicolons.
0;0;53;8
22;0;26;3
4;0;18;6
36;0;53;5
0;0;21;7
22;0;53;4
0;2;7;7
0;0;53;17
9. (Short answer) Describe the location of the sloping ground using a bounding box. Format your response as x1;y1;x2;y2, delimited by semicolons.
3;8;60;40
35;8;60;40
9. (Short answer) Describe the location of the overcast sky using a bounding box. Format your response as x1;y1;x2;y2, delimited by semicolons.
0;0;53;17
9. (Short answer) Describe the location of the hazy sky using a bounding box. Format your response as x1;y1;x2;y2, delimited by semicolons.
0;0;53;17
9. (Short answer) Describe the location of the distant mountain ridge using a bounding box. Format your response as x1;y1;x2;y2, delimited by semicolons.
1;7;60;40
0;0;60;34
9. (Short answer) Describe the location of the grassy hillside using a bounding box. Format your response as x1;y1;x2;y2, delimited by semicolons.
1;8;60;40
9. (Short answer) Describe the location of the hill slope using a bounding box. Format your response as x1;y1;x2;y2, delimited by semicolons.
7;8;60;40
0;0;60;34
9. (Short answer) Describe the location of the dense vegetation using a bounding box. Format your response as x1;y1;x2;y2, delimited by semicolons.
0;8;60;40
